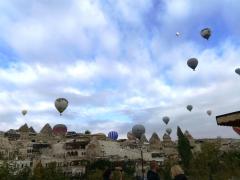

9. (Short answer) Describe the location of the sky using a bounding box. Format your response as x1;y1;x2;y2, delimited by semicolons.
0;0;240;140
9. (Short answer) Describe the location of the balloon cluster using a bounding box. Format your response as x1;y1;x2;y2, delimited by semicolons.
186;105;212;116
21;98;69;117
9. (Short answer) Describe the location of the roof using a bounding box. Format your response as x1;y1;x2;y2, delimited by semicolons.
163;133;171;140
19;123;29;132
6;129;18;134
216;111;240;126
40;123;53;135
29;127;36;134
149;132;161;144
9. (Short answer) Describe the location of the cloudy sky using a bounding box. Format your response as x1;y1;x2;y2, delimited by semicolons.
0;0;240;139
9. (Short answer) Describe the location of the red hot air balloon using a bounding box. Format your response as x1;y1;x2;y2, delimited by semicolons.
233;127;240;135
53;124;67;136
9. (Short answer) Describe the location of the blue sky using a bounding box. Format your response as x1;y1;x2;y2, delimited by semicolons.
0;0;240;139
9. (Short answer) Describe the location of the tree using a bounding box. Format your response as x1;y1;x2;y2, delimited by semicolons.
43;162;67;180
14;166;32;180
32;162;69;180
89;159;112;170
0;162;14;180
188;142;220;180
177;126;192;169
188;142;240;180
33;162;44;180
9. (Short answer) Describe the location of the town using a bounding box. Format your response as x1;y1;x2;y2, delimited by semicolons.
0;123;239;178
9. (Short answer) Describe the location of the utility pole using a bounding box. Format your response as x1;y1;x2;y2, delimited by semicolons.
140;148;144;180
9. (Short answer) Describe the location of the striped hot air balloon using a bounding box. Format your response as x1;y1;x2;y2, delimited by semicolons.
233;127;240;136
108;131;118;140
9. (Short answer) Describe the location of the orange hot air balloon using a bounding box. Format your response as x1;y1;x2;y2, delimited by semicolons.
233;127;240;135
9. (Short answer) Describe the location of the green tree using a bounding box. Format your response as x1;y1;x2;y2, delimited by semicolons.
222;150;240;177
89;159;112;170
177;126;192;169
87;169;103;180
188;142;220;180
188;142;240;180
43;162;67;180
33;162;44;180
0;162;14;180
14;166;32;180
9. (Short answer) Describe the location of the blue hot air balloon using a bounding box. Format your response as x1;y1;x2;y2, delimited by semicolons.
108;131;118;140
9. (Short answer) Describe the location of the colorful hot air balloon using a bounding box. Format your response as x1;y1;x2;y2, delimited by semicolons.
166;128;172;135
235;68;240;76
186;105;193;112
108;131;118;140
187;58;198;71
22;110;27;116
163;116;170;125
200;28;211;40
55;98;68;115
233;127;240;135
207;110;212;116
132;124;145;139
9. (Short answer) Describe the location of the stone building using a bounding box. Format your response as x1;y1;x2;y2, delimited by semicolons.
162;133;178;162
3;123;238;176
149;132;162;150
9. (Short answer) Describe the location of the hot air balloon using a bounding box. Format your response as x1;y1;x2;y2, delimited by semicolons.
162;116;170;125
235;68;240;76
233;127;240;135
186;105;193;112
187;58;198;71
176;32;180;37
108;131;118;140
207;110;212;116
22;110;27;116
55;98;68;115
166;128;172;135
132;124;145;139
200;28;211;40
53;124;67;136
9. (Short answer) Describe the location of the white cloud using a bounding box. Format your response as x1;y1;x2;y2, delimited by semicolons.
165;0;191;19
0;63;38;84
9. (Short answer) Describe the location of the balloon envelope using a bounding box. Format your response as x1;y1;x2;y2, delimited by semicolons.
55;98;68;115
163;116;170;125
235;68;240;75
186;105;193;112
187;58;198;71
233;127;240;135
22;110;27;116
108;131;118;140
207;110;212;116
176;32;180;36
53;124;67;136
132;124;145;139
166;128;172;135
200;28;211;40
